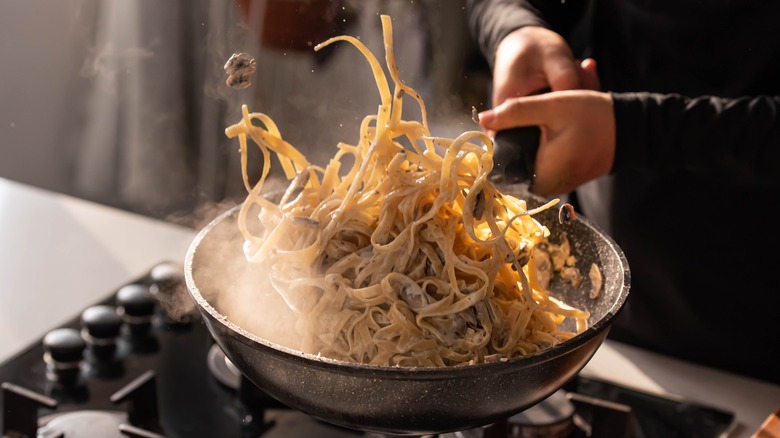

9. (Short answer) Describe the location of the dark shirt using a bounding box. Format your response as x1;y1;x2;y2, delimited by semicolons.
468;0;780;384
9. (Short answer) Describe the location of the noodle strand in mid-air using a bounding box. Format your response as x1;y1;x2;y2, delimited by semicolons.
224;15;590;367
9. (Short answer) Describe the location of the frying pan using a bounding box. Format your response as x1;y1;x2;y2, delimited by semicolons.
184;185;630;436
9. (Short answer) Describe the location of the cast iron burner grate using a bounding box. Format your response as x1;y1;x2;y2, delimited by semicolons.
3;371;162;438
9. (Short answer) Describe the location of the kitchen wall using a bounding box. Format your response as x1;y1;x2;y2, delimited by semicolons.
0;0;490;223
0;0;94;196
0;0;216;218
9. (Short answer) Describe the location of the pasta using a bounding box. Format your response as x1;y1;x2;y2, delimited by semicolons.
224;15;589;367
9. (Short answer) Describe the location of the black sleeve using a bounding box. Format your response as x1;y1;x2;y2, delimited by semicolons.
466;0;589;68
611;92;780;187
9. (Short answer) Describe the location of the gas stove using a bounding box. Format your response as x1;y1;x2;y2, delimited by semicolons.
1;262;736;438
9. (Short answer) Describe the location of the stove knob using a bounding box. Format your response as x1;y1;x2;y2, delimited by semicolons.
81;305;122;360
116;284;156;337
149;261;182;292
149;261;194;325
42;328;86;384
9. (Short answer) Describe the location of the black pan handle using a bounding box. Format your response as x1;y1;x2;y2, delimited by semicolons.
491;126;541;185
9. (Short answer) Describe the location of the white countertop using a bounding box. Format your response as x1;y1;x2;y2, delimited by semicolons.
0;177;195;361
0;177;778;436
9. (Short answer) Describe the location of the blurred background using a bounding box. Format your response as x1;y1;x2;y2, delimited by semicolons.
0;0;490;226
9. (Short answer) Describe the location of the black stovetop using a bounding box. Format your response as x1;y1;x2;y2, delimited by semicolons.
0;264;260;437
0;262;736;438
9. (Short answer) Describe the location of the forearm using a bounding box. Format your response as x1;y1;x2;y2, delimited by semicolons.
466;0;547;68
612;92;780;187
467;0;589;67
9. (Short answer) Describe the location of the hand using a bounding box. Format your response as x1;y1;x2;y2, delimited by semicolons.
492;26;600;106
479;90;616;197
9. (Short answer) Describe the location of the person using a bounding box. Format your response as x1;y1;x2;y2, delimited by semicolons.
467;0;780;384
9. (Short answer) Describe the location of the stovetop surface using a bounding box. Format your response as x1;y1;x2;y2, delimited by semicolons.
0;273;257;437
0;264;736;438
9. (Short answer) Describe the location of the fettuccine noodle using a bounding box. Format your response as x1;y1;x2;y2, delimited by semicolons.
224;15;589;367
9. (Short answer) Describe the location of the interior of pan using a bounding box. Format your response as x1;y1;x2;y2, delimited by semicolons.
517;186;631;333
184;183;630;375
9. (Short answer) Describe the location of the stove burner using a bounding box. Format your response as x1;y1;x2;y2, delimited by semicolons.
38;410;126;438
206;343;241;390
505;390;575;438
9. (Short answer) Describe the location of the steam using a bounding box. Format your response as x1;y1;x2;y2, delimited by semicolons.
187;199;303;350
157;156;301;346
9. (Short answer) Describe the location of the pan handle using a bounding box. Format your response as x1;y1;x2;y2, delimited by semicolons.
491;126;541;186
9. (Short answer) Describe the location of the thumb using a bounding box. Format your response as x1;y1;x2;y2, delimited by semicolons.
478;96;549;132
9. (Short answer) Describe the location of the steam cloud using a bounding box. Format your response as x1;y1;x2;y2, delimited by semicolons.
187;201;304;350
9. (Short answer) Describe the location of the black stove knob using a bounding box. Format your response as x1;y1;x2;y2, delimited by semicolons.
149;261;194;325
42;328;86;384
116;284;156;336
149;261;182;292
81;305;122;359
